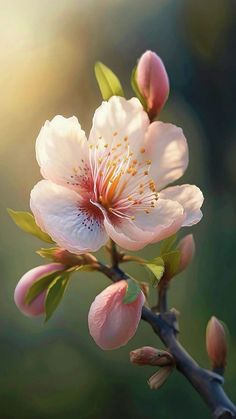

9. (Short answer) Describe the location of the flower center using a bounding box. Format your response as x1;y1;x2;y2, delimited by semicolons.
89;133;158;220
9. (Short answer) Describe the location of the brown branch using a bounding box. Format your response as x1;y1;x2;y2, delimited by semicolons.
141;306;236;419
108;239;121;268
97;257;236;419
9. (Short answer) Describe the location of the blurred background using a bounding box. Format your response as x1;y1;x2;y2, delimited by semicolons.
1;0;236;417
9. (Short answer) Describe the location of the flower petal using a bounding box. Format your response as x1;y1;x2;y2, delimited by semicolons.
133;198;185;242
159;184;204;226
36;115;91;191
103;217;153;251
88;280;145;350
30;180;108;253
89;96;149;154
103;199;184;250
145;121;189;190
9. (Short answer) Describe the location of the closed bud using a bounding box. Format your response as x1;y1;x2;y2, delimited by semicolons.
14;263;65;317
88;280;145;350
53;248;97;267
130;346;174;367
177;234;195;274
148;366;173;390
206;316;227;369
137;50;169;120
53;248;83;266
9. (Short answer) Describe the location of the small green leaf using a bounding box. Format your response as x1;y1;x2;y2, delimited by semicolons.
45;273;69;321
25;268;64;305
123;278;141;304
162;250;180;278
36;247;58;259
66;264;95;273
8;209;54;243
94;61;124;100
160;234;178;255
130;66;146;108
144;257;165;287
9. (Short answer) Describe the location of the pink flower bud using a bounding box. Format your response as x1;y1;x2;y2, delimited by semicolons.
52;248;97;267
14;263;65;317
137;50;169;119
206;316;227;369
88;280;145;350
130;346;174;366
53;248;82;266
178;234;195;273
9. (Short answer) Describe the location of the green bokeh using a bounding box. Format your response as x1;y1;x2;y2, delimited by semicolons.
1;0;236;417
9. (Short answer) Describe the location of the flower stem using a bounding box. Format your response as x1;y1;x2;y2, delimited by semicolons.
109;239;120;268
121;254;146;264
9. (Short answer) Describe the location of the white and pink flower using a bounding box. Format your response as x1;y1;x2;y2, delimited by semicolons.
30;96;203;254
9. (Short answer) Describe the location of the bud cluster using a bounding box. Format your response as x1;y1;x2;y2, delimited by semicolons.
130;346;175;390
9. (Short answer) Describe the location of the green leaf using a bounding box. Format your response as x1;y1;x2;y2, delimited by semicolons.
130;66;146;108
144;257;165;287
66;264;96;273
8;209;54;243
45;273;69;321
160;234;178;255
123;278;141;304
162;250;180;278
25;268;64;305
94;62;124;100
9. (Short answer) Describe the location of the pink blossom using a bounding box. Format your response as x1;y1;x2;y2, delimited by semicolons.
30;97;203;254
137;50;169;119
88;280;145;350
14;263;65;317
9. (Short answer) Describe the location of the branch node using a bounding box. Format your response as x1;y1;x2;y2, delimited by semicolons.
207;370;225;385
213;407;235;418
161;311;179;334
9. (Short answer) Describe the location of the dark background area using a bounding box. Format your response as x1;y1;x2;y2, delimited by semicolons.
0;0;236;417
